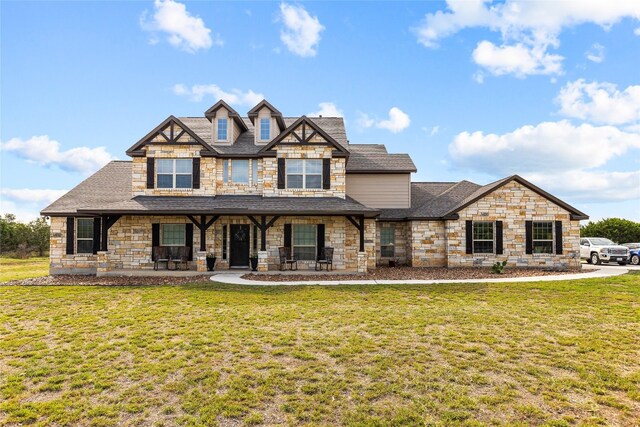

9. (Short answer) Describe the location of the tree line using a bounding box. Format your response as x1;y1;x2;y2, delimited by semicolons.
0;214;50;257
580;218;640;244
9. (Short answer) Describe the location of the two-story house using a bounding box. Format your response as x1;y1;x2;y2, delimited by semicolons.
42;99;588;275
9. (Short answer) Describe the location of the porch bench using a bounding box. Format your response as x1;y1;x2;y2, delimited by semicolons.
153;246;191;271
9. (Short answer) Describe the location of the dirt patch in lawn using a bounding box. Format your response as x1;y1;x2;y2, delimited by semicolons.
242;266;584;282
1;275;212;286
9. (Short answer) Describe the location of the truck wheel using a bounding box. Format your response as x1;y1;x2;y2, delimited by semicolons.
585;257;592;264
631;255;639;265
591;253;601;265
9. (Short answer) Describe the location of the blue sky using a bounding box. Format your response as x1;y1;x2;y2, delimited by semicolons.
2;1;639;222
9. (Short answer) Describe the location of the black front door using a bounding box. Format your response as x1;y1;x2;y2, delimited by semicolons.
230;224;250;267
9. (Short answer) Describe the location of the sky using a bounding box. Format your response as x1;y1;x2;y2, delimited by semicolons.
1;0;639;223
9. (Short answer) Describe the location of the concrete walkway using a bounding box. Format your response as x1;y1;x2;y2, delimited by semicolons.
210;264;632;286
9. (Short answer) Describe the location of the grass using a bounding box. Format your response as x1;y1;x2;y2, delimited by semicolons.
0;274;639;426
0;256;48;282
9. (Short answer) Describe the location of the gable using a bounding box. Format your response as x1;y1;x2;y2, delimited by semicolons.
259;116;349;156
126;116;217;157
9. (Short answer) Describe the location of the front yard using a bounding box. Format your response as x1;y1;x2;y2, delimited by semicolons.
1;275;639;426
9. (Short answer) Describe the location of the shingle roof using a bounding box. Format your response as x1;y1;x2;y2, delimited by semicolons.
41;161;378;217
346;152;416;173
41;161;133;216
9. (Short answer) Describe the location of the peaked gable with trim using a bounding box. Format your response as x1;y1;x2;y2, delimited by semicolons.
126;116;217;157
259;116;350;157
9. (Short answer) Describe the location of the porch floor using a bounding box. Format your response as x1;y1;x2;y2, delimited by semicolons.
98;268;358;277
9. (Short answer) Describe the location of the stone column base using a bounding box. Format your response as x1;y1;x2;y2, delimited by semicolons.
258;251;269;272
97;251;110;276
196;251;206;272
357;251;368;274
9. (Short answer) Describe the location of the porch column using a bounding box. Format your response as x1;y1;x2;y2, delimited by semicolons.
346;215;366;252
187;215;219;252
247;215;280;252
100;215;122;251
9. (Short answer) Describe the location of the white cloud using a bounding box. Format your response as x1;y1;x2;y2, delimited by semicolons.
472;40;563;77
279;3;325;57
556;79;640;125
585;43;605;63
308;102;343;117
414;0;640;77
140;0;220;53
0;188;68;222
449;120;640;201
358;108;411;133
173;83;264;106
0;135;115;174
635;27;640;36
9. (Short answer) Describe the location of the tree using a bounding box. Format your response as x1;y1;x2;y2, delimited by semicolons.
0;214;50;257
29;217;50;256
581;218;640;244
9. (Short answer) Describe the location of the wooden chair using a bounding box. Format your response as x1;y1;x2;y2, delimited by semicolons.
171;246;191;271
278;247;297;271
153;246;170;271
315;247;334;271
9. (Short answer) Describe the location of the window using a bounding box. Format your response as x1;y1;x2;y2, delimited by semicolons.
161;224;186;246
286;159;322;189
380;227;395;257
533;221;553;254
222;225;227;259
473;221;494;254
252;159;258;184
223;160;229;183
231;160;249;184
76;218;93;254
157;159;192;189
260;118;270;140
293;224;316;260
217;118;228;141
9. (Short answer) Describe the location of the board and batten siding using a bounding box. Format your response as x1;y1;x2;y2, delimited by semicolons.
346;173;411;208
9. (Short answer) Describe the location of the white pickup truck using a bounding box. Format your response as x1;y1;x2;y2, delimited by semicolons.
580;237;629;265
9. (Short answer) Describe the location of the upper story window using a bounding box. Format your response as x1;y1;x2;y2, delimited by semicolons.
231;159;249;184
473;221;494;254
76;218;93;254
217;118;228;141
260;118;270;141
252;159;258;184
157;159;192;189
286;159;322;189
533;221;553;254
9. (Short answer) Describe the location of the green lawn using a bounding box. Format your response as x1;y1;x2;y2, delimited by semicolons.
0;257;49;282
1;275;639;426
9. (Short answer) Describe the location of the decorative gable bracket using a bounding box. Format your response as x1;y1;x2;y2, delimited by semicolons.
126;115;218;157
258;116;349;157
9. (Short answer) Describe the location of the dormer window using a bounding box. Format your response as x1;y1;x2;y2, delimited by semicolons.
217;118;228;141
260;118;270;141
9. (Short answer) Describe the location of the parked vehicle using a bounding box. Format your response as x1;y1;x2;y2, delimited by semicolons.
580;237;629;265
622;243;640;265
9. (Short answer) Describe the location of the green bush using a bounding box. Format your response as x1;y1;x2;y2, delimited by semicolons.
581;218;640;244
491;261;507;274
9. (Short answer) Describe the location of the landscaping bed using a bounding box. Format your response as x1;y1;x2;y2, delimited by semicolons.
2;274;212;286
243;266;582;282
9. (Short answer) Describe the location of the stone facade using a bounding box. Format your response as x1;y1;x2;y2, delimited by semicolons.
408;220;447;267
446;181;581;269
49;217;98;275
375;222;410;266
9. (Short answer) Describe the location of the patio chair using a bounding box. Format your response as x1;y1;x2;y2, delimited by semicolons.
315;247;334;271
153;246;170;271
278;247;297;271
171;246;191;271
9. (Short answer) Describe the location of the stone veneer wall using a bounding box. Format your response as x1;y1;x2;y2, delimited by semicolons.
375;222;409;266
49;217;98;274
262;145;346;198
215;158;262;195
408;221;447;267
445;181;581;269
132;146;216;197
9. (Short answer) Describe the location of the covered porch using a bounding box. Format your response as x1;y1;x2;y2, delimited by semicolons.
77;195;378;276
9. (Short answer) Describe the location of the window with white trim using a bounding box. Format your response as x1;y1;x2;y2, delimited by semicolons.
260;118;270;140
473;221;494;254
231;159;249;184
380;227;395;257
286;159;322;189
223;160;229;183
293;224;316;261
76;218;93;254
157;159;192;189
161;224;186;246
252;159;258;184
217;118;228;141
533;221;553;254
